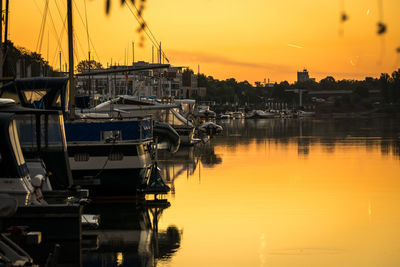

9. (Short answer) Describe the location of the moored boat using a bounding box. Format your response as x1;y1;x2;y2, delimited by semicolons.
0;108;84;266
246;110;276;119
0;78;169;197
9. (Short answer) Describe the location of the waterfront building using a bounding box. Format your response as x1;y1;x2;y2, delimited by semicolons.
297;68;316;83
76;62;205;101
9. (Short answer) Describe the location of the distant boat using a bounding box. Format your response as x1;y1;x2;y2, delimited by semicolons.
196;104;216;119
220;113;231;119
219;112;233;120
297;110;315;118
246;110;275;119
232;111;244;119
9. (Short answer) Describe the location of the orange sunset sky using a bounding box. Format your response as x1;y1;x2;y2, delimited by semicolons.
8;0;400;83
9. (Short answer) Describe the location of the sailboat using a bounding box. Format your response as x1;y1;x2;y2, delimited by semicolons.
0;0;170;196
0;76;169;196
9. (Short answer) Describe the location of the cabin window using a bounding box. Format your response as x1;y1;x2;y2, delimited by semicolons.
22;90;63;109
9;120;25;166
23;90;47;108
108;152;123;161
46;114;64;149
16;114;37;151
102;130;122;142
54;95;61;106
74;153;89;161
16;114;64;151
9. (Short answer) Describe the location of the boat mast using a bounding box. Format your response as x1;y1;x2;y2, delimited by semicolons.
0;0;3;81
67;0;75;119
2;0;9;79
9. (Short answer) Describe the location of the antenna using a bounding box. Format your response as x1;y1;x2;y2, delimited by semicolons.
132;41;135;65
67;0;76;119
159;42;162;64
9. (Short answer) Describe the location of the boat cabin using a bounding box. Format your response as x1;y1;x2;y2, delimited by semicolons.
0;99;73;190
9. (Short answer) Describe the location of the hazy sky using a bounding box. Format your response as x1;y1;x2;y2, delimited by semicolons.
9;0;400;83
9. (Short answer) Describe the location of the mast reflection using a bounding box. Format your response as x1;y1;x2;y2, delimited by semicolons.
158;144;222;194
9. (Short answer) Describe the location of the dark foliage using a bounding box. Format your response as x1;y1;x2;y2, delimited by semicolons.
198;69;400;106
2;41;59;77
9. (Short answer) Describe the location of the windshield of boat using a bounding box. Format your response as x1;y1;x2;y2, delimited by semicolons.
22;89;62;109
15;113;65;152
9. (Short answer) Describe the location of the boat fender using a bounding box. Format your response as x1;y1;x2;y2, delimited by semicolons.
31;175;45;203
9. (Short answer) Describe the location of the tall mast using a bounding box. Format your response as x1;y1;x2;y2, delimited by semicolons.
0;0;3;81
67;0;75;119
132;42;135;66
59;51;62;73
2;0;9;78
159;42;162;64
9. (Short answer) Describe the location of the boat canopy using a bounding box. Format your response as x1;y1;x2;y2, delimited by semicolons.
65;117;153;142
0;77;69;114
91;95;178;112
159;108;193;128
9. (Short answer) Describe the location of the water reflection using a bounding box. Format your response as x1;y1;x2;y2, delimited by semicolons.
158;145;223;194
82;200;181;267
156;118;400;267
217;118;400;158
81;118;400;267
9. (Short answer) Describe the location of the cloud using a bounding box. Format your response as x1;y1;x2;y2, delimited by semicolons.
167;50;295;73
166;50;378;81
287;43;304;49
313;70;377;79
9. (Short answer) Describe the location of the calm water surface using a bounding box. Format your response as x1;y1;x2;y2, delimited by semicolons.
83;118;400;266
157;118;400;267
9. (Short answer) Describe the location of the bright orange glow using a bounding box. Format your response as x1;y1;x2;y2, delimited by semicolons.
158;140;400;266
9;0;400;82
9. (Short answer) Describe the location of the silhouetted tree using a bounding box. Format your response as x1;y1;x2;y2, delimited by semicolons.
391;69;400;103
320;76;336;90
2;41;57;77
76;59;103;73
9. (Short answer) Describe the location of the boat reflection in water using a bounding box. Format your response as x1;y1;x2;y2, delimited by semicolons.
158;144;222;194
218;118;400;158
82;200;181;267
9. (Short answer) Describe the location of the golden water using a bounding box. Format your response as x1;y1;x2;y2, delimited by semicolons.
157;119;400;267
